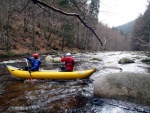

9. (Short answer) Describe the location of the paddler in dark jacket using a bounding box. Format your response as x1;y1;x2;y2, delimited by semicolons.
24;53;41;71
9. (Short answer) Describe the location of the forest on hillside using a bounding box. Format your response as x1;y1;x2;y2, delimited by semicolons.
114;21;135;37
0;0;102;54
0;0;149;55
114;1;150;51
131;1;150;51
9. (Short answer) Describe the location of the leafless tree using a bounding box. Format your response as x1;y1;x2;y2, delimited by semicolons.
28;0;106;46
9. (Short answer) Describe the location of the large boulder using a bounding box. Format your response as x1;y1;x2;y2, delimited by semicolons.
45;55;54;62
94;72;150;105
118;57;134;64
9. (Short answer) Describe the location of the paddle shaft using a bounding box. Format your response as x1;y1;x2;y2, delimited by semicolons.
26;59;33;80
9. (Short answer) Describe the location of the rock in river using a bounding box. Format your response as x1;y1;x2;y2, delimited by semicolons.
94;72;150;105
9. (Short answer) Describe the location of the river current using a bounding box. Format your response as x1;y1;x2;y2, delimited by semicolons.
0;51;150;113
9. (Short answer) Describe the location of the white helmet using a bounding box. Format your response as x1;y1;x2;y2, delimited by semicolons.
65;53;71;56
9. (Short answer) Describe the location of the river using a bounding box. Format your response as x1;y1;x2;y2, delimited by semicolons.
0;51;150;113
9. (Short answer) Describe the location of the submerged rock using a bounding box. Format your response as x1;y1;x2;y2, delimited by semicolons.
94;72;150;105
141;57;150;63
90;58;102;61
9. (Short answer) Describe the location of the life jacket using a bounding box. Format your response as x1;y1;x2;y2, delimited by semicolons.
65;57;74;66
61;56;74;71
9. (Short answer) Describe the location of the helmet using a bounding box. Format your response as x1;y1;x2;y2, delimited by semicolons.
32;53;38;59
65;53;71;56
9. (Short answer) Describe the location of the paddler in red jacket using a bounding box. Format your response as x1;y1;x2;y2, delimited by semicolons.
60;53;75;72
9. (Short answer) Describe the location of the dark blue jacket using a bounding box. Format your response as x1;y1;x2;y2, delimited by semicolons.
26;57;41;71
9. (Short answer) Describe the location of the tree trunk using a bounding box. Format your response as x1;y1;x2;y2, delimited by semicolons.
32;5;36;50
5;0;10;51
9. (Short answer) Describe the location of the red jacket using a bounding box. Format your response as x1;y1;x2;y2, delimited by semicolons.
61;56;75;71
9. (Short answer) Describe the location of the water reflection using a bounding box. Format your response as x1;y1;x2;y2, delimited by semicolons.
0;51;150;113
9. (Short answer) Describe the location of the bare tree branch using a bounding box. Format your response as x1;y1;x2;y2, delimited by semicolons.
69;0;85;20
29;0;105;46
20;0;31;13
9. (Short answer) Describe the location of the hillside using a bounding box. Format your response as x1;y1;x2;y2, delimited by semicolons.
0;23;65;55
0;0;135;57
0;17;132;57
1;0;99;56
114;20;135;37
0;17;80;56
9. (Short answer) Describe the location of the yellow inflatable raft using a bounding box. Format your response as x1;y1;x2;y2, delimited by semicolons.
7;65;96;80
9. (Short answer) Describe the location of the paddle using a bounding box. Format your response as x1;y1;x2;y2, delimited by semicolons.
25;59;33;80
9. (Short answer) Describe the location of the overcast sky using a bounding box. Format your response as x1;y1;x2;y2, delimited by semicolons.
98;0;148;27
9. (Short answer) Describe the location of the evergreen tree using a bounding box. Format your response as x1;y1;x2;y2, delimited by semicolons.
89;0;100;19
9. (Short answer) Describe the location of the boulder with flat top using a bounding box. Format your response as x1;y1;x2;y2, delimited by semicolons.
94;72;150;105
